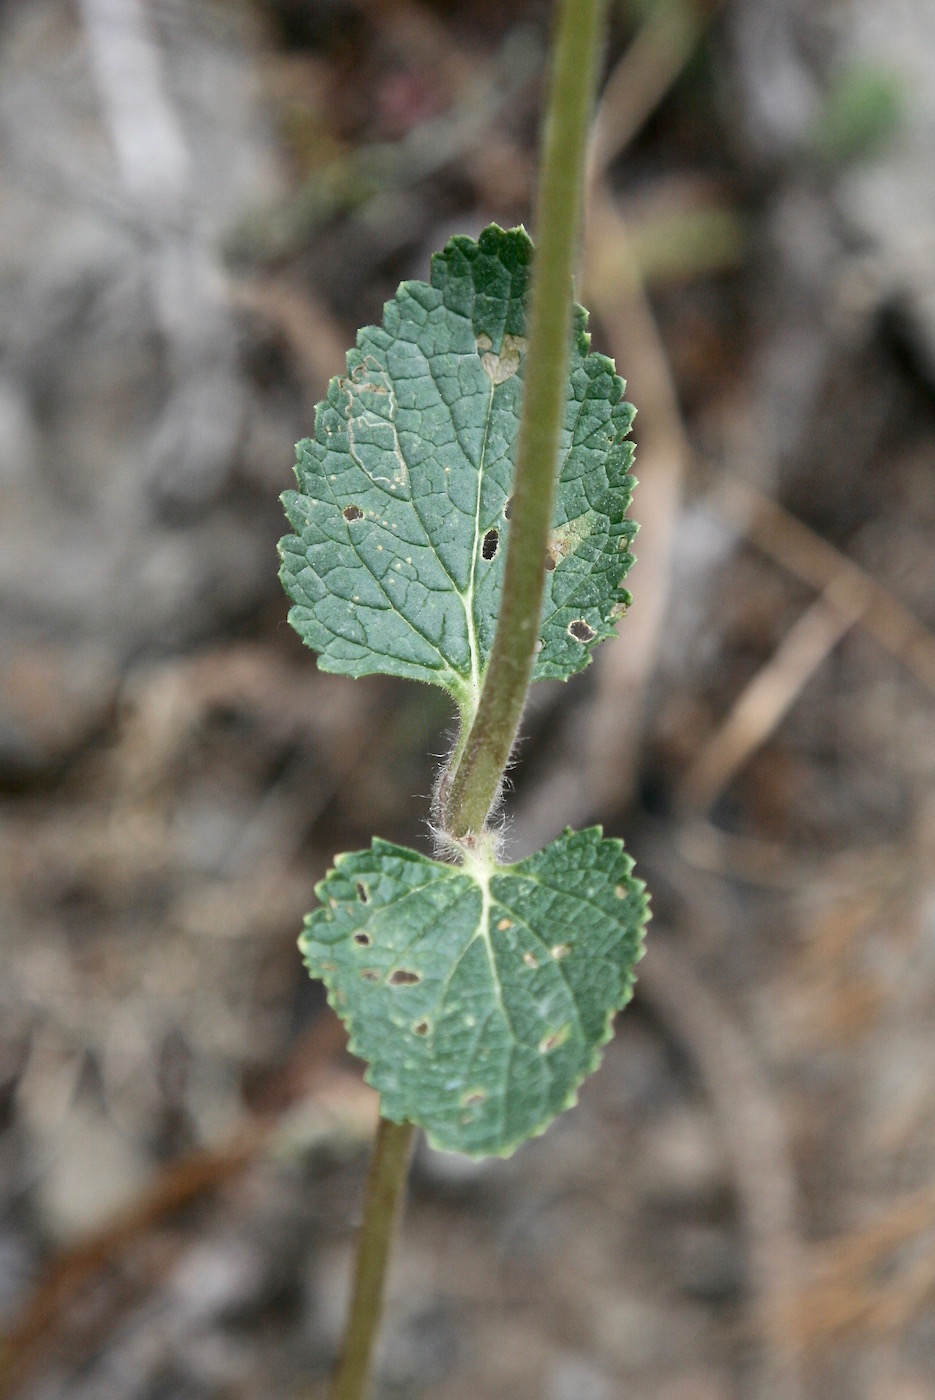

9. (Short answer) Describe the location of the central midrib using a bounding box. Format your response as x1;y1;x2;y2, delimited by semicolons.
461;375;497;714
474;869;508;1029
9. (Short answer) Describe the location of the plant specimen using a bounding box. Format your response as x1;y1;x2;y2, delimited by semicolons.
277;1;649;1395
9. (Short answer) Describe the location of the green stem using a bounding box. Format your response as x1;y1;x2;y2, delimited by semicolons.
330;5;609;1395
329;1117;415;1400
446;0;609;838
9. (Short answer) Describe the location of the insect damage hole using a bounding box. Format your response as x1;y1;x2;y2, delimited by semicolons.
503;497;512;520
412;1019;431;1036
356;882;369;903
388;968;421;986
353;931;372;947
481;528;499;560
568;618;596;643
343;505;364;522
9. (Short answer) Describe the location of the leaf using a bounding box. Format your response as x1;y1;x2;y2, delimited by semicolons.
301;827;649;1157
279;223;636;718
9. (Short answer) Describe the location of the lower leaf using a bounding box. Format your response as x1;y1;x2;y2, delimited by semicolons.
300;826;649;1157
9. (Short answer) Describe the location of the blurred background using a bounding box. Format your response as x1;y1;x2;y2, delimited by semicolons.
1;0;934;1396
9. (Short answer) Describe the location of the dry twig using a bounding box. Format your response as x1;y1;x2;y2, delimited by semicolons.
784;1182;935;1352
715;476;935;700
677;475;935;815
675;583;865;813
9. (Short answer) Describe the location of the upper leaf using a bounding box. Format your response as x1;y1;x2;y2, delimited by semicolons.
279;224;636;714
300;827;648;1157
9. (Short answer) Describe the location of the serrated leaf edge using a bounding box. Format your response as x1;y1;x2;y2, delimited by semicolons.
279;223;638;705
300;827;649;1159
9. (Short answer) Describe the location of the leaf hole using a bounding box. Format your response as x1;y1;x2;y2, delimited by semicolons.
551;943;571;960
496;917;513;931
522;952;538;969
545;553;556;572
353;931;372;947
388;968;421;986
413;1019;431;1036
481;528;499;560
615;884;627;900
568;618;596;643
356;882;370;903
503;497;512;520
343;505;364;522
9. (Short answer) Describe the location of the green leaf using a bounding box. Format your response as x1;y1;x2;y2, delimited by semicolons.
301;827;648;1157
279;224;636;718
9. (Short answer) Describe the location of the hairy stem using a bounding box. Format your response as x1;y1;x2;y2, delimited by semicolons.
329;1117;415;1400
330;3;609;1394
445;0;609;838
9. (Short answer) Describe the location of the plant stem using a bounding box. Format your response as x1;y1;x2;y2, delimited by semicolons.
330;5;609;1394
446;0;609;839
329;1117;415;1400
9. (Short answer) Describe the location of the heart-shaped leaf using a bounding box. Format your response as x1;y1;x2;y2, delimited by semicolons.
301;827;649;1157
